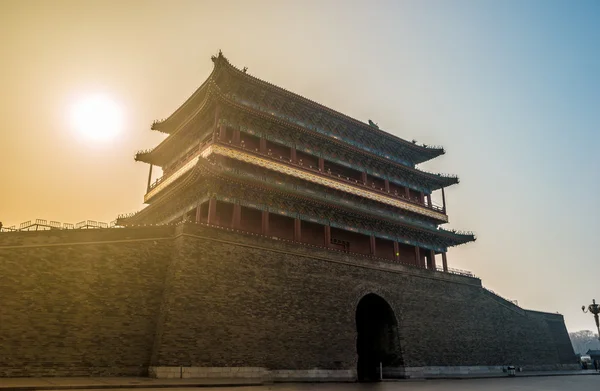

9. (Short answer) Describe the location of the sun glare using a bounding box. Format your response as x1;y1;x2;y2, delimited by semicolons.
70;94;123;141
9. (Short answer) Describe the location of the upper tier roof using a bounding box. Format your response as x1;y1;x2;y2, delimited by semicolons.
137;86;459;192
151;51;445;166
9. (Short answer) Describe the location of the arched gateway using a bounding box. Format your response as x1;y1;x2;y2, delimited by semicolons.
355;293;402;381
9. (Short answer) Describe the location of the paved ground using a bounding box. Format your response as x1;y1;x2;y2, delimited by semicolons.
7;376;596;391
1;374;599;391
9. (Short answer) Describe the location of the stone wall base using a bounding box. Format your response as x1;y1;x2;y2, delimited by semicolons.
0;366;147;377
520;363;581;372
148;366;355;382
270;369;355;382
395;364;582;379
398;366;505;378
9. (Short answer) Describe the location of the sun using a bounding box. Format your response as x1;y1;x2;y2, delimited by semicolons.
69;94;123;141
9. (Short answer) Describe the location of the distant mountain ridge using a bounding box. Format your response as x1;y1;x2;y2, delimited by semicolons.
570;330;600;354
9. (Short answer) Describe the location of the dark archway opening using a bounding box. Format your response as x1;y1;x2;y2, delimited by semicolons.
355;294;402;382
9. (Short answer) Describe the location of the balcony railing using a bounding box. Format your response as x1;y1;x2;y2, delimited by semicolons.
220;138;446;215
144;138;446;219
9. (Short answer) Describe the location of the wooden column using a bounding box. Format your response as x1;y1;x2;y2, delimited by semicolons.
414;246;421;267
426;194;432;207
442;252;448;272
213;104;221;127
318;157;325;172
207;197;217;225
404;187;410;199
259;138;267;153
146;164;153;192
370;235;376;256
217;124;225;141
233;129;241;144
291;147;297;163
195;201;202;223
385;179;390;192
393;241;400;262
419;192;425;204
261;211;269;235
212;105;221;142
232;204;241;229
324;225;331;247
361;171;368;184
294;218;302;242
441;187;447;213
429;249;436;270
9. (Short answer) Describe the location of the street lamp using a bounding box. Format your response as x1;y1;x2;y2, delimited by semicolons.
582;299;600;341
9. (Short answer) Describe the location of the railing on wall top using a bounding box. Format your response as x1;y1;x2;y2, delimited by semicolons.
0;218;476;280
0;219;119;232
483;287;521;308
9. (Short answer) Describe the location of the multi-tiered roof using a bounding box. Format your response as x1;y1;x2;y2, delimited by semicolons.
120;51;475;271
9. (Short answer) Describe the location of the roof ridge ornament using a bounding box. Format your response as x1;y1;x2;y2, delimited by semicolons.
211;49;227;63
368;119;379;129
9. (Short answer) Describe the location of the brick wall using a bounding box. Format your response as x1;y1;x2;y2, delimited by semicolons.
0;226;174;376
525;310;577;366
152;224;574;370
0;223;575;377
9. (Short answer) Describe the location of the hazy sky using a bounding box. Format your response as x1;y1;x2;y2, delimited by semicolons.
1;0;599;332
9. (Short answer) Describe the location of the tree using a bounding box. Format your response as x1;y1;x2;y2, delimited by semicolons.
570;330;600;355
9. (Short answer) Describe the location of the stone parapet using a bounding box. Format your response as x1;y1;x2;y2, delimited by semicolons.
148;366;354;382
0;225;176;248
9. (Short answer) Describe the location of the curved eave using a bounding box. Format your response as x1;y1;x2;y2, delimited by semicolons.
150;121;170;133
430;176;460;191
134;152;154;164
116;213;137;226
213;52;444;164
148;59;225;133
117;206;155;226
414;148;445;164
438;231;476;246
140;84;220;167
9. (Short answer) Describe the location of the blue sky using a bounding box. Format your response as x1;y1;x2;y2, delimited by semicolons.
1;0;599;330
